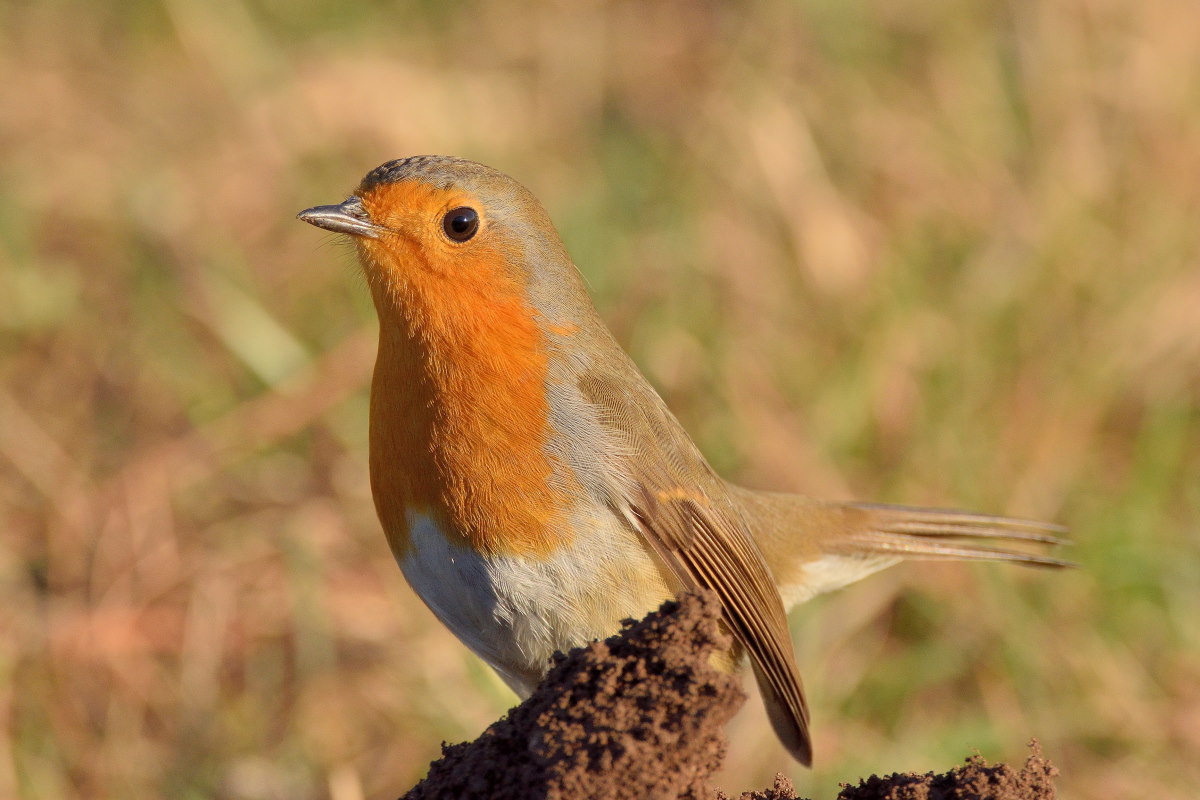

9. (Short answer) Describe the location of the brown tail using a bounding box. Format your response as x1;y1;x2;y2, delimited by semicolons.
835;502;1072;567
728;486;1071;608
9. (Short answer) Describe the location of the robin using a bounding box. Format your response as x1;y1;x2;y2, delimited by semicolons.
298;156;1067;765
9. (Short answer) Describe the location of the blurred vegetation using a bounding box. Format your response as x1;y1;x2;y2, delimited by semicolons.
2;0;1198;798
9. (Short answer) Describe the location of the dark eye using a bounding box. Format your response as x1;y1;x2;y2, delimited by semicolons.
442;207;479;242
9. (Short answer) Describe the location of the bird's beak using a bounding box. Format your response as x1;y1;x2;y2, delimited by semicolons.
297;196;383;238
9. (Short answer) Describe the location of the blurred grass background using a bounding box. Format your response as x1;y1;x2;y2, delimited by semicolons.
2;0;1198;797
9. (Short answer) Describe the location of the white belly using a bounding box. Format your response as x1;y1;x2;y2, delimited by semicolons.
398;510;672;696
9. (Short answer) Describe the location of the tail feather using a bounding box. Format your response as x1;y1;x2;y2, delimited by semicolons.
726;484;1072;608
842;502;1073;568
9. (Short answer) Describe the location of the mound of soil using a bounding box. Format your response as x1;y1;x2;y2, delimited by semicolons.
398;593;1057;800
400;591;742;800
834;745;1057;800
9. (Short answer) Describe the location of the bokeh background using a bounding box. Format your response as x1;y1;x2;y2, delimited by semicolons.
3;1;1199;797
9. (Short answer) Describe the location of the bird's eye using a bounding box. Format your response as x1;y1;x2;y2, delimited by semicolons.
442;207;479;242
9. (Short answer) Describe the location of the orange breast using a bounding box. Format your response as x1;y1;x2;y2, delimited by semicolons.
360;196;573;559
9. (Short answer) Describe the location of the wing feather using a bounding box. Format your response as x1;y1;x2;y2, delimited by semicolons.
629;486;813;765
579;365;813;764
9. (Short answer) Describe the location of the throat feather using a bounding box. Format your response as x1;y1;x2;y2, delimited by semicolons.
368;266;570;558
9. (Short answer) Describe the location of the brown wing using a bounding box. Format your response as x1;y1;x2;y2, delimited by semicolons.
577;364;812;765
627;483;813;765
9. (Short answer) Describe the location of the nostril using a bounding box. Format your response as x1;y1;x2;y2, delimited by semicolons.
341;196;370;221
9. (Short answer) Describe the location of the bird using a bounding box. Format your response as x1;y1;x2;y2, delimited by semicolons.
297;155;1068;766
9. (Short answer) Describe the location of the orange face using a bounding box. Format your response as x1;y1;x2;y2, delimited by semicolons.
356;179;499;273
351;177;575;560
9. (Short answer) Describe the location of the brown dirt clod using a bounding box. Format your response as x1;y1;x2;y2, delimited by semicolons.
400;591;745;800
835;743;1058;800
